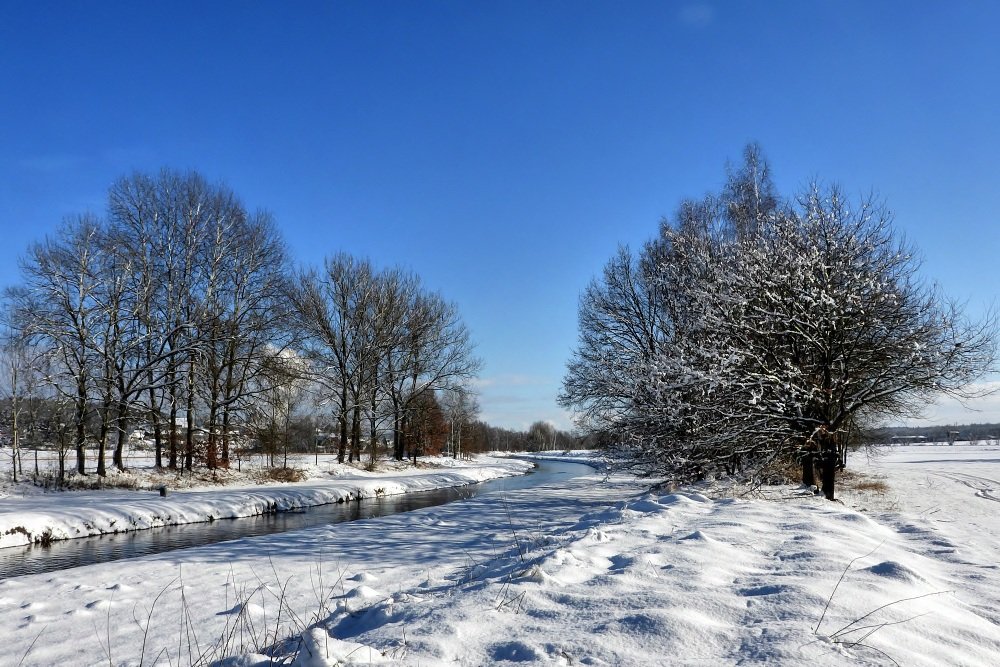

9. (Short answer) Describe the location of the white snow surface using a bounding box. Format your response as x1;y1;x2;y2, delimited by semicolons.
2;445;999;666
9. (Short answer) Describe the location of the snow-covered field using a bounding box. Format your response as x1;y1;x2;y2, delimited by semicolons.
2;445;999;666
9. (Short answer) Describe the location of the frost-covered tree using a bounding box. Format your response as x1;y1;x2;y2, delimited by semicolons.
562;146;997;499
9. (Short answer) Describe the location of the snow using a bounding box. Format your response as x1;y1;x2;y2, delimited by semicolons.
2;445;1000;665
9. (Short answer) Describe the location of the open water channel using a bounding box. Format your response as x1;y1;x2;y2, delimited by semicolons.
0;459;593;580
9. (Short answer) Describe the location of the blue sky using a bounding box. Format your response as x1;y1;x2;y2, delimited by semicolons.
2;1;998;429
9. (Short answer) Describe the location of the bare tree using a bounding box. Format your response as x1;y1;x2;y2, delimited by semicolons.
440;384;480;459
10;215;107;476
197;207;291;469
290;254;376;464
684;186;998;499
387;287;480;461
405;390;448;462
291;255;479;467
245;349;307;468
0;323;36;481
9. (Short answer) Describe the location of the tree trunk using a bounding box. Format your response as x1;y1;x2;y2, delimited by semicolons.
221;407;232;468
337;413;347;464
184;363;195;471
801;450;815;488
97;427;108;477
819;432;838;501
113;407;129;471
58;435;66;483
10;411;18;484
206;402;219;470
149;385;163;469
75;379;87;475
168;365;179;469
338;384;348;464
350;407;361;463
393;411;404;461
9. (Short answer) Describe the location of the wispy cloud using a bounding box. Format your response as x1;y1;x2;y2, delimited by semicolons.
678;3;716;28
19;146;152;175
19;154;88;173
471;374;549;390
472;373;574;431
896;381;1000;426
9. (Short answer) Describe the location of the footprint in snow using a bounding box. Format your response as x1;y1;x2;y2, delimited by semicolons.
490;640;543;662
608;554;637;573
739;584;793;597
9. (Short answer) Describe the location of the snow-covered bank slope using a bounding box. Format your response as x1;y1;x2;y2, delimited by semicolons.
0;455;533;548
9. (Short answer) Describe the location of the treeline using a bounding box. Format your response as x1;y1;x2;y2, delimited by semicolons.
874;424;1000;444
561;145;997;500
0;169;488;480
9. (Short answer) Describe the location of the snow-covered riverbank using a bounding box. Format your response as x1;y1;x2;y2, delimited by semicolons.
2;445;999;666
0;454;534;549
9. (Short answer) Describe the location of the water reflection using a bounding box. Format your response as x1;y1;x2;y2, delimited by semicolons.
0;459;591;579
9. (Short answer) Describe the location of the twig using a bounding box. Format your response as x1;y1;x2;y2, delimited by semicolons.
17;624;48;667
133;575;179;667
814;540;884;633
846;640;902;667
500;492;524;563
830;592;951;640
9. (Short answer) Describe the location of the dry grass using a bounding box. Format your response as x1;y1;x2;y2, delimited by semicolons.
254;467;307;483
758;457;803;485
847;478;891;494
838;469;890;494
837;468;898;511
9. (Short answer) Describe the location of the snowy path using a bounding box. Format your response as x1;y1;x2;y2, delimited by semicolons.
929;470;1000;503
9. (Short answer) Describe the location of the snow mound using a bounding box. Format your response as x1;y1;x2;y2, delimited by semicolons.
518;564;559;585
344;585;382;600
293;628;389;666
861;560;926;582
625;498;668;513
678;529;714;542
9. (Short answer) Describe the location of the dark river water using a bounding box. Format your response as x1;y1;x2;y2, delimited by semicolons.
0;459;593;579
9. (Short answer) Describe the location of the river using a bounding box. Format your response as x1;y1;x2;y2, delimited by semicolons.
0;458;592;579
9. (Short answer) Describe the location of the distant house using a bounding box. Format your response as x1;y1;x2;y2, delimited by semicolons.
889;435;928;444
